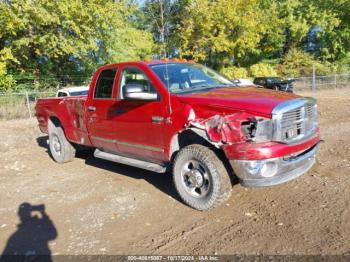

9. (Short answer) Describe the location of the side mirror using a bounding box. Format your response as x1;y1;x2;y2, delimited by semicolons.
231;79;240;84
123;84;158;101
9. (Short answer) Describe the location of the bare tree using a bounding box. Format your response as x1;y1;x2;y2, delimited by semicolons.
142;0;178;58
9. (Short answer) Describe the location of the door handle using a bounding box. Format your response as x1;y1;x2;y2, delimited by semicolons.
88;106;96;112
152;116;164;123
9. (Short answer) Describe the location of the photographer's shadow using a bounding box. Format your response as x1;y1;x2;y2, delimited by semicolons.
1;203;57;262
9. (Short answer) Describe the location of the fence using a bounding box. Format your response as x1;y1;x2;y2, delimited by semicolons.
293;74;350;91
0;91;56;120
0;73;91;120
0;74;349;120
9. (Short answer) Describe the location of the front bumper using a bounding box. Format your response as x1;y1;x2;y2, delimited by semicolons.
230;142;321;187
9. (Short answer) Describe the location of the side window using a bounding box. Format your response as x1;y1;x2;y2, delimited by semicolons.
119;67;157;99
57;92;67;97
255;79;265;85
94;68;117;99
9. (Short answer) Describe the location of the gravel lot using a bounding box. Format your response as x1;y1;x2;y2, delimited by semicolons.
0;88;349;256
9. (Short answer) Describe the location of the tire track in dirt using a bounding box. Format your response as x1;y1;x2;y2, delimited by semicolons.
129;89;350;255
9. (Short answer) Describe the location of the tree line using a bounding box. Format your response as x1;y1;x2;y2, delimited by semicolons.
1;0;350;92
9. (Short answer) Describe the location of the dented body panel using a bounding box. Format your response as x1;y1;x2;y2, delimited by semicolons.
35;61;320;187
222;129;320;160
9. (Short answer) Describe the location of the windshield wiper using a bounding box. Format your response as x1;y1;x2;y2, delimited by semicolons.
216;83;234;87
178;86;217;94
176;83;233;94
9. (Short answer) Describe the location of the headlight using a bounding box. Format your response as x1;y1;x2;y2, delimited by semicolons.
241;118;273;142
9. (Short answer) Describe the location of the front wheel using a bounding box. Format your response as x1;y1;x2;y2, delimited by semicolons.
173;144;232;211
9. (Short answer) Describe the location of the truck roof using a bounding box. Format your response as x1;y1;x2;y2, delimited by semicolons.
144;59;193;65
98;59;193;70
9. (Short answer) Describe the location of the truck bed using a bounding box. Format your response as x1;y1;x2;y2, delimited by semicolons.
35;96;90;145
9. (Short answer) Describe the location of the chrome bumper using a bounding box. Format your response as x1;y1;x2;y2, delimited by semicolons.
230;143;320;187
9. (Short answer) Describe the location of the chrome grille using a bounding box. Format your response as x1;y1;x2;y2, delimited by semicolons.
305;103;318;132
281;106;304;141
273;98;318;143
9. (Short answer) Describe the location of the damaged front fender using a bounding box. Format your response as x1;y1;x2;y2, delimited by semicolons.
169;108;273;159
187;112;256;145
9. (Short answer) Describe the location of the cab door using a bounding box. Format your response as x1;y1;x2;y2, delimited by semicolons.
112;66;167;162
85;66;119;151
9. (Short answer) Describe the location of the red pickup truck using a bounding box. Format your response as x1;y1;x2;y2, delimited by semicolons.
35;60;321;210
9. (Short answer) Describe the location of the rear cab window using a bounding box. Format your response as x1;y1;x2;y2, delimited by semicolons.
57;91;68;97
94;68;118;99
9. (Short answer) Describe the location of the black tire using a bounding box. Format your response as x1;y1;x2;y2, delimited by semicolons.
48;124;76;163
173;144;232;211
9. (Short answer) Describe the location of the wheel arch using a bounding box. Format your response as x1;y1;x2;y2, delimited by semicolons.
169;128;217;162
169;128;236;184
48;116;64;132
47;114;76;143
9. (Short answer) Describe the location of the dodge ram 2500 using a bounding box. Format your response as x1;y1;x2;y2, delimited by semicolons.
35;60;321;210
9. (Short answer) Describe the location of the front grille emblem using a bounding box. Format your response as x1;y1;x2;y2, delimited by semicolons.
286;128;295;138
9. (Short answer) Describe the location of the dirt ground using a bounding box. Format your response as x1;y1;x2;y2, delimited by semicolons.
0;88;349;256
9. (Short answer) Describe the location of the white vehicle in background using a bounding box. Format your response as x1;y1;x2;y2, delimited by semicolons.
56;86;89;97
231;78;255;87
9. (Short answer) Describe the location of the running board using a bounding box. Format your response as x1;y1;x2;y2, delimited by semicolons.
94;149;167;173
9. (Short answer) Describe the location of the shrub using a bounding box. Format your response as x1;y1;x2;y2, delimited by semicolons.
249;63;278;77
220;66;248;79
279;48;333;77
332;52;350;74
0;74;16;93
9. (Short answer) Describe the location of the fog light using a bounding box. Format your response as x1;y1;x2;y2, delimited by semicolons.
260;161;278;178
246;160;266;176
230;158;280;181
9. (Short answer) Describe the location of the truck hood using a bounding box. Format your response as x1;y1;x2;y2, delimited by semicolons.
176;86;299;117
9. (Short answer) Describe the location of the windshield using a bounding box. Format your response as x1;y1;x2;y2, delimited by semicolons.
269;77;283;82
150;63;233;94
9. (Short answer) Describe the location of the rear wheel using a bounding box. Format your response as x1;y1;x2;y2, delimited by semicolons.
48;124;76;163
173;144;232;211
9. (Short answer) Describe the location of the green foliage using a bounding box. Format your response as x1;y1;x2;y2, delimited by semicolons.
0;74;16;93
1;0;350;93
174;0;276;69
139;0;179;57
102;27;154;63
278;48;333;76
249;63;277;77
279;48;315;76
170;0;350;69
0;0;155;92
332;52;350;74
220;67;248;79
